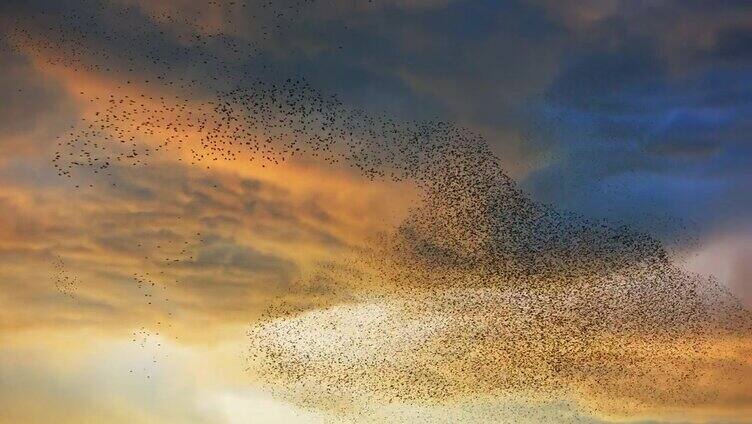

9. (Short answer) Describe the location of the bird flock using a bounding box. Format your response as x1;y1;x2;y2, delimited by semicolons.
4;0;751;421
51;256;79;298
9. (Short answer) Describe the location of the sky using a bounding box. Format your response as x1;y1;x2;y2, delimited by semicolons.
0;1;751;423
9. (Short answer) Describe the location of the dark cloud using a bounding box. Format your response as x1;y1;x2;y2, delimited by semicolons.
191;234;297;280
0;48;79;160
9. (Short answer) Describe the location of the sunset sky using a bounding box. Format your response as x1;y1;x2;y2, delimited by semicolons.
1;1;751;423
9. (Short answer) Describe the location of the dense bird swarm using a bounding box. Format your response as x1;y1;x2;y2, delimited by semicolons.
5;1;750;421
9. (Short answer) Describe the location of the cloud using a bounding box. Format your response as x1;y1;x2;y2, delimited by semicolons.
0;334;217;424
1;2;751;423
189;234;298;279
683;225;752;309
0;46;79;163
